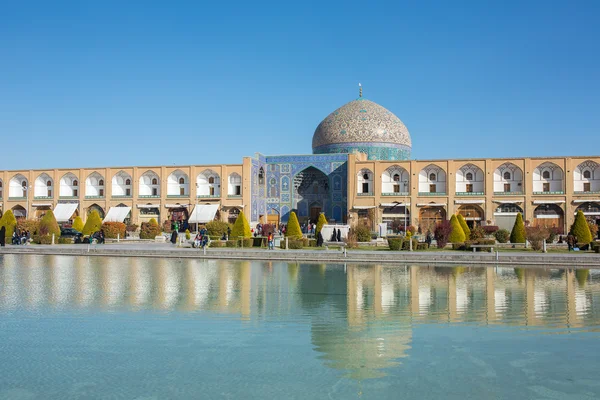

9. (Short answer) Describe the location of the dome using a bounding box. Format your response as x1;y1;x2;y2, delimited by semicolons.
312;97;411;160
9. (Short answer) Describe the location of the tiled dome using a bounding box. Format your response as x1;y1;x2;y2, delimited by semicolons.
312;98;411;160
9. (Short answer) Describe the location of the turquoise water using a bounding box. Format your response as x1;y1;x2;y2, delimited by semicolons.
1;255;600;399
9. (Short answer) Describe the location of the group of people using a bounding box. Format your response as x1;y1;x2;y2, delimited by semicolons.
193;228;210;248
566;233;579;251
11;229;31;245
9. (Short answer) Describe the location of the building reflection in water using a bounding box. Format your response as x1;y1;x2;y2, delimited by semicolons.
1;254;600;379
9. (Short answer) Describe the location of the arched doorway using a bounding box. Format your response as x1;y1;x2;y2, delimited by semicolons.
493;203;523;231
228;207;241;224
168;205;189;232
419;206;446;233
12;205;27;220
382;203;410;233
293;166;329;224
457;204;485;229
534;204;564;231
87;204;105;219
576;202;600;239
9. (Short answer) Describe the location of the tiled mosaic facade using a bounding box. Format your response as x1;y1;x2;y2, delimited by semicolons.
312;98;412;161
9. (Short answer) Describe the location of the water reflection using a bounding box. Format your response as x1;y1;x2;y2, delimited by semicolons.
1;254;600;380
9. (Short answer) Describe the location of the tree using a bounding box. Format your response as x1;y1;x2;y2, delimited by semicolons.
457;214;471;239
38;210;61;238
82;210;103;235
448;214;466;243
230;210;251;239
72;216;84;232
570;210;592;245
434;220;452;248
510;212;526;243
0;210;17;243
315;213;327;237
285;211;303;239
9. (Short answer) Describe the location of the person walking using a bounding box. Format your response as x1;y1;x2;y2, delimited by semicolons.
0;226;5;247
268;232;274;250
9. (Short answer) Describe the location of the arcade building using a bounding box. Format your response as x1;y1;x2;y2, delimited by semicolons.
1;91;599;235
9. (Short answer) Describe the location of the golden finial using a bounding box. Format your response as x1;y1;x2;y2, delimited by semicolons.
359;82;362;98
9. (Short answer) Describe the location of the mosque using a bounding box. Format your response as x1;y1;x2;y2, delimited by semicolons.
1;88;599;234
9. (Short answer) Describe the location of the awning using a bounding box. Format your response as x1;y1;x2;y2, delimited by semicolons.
353;205;376;209
224;204;245;208
417;203;447;207
13;209;26;217
54;203;79;222
137;204;160;209
380;202;410;207
454;199;485;204
493;200;523;204
32;203;52;207
188;204;220;223
578;212;600;216
533;200;565;204
164;204;188;208
573;199;600;203
103;206;132;223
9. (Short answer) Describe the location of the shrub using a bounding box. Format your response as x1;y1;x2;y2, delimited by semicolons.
162;220;172;233
140;219;161;239
510;213;526;243
448;215;466;243
470;226;486;240
417;243;429;250
344;231;358;249
0;210;18;243
354;223;371;242
126;224;138;232
434;220;452;249
72;216;84;232
482;226;499;235
546;227;560;243
17;219;39;236
495;229;510;243
206;220;230;238
406;225;417;236
209;240;225;248
261;224;275;236
82;211;103;235
315;213;327;237
35;234;53;245
526;226;549;251
452;243;466;250
226;240;238;248
570;210;593;245
57;237;72;244
387;237;403;250
402;238;418;250
457;214;471;239
588;221;598;240
231;211;252;239
465;239;495;252
238;238;253;248
101;222;126;239
185;229;191;240
285;212;303;239
252;237;265;247
39;210;61;238
288;239;304;249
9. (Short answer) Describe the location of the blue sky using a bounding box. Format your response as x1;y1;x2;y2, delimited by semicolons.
1;1;598;170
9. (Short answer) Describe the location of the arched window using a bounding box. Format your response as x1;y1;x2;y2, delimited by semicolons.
140;171;160;197
46;180;51;187
357;169;373;194
179;178;184;184
584;170;591;179
22;181;27;188
429;173;436;181
152;178;158;185
363;173;369;180
99;179;104;186
126;179;131;185
258;167;265;185
393;174;400;182
503;171;511;180
542;171;550;179
465;172;473;181
208;177;215;184
73;180;78;187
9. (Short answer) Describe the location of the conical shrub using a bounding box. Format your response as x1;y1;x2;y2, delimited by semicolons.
72;216;84;232
0;210;17;244
448;215;466;243
39;210;61;237
315;213;327;237
82;210;103;235
285;211;303;239
510;213;526;243
457;214;471;239
570;210;592;245
230;210;251;239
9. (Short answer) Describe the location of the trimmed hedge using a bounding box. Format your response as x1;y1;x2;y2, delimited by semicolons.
206;220;230;238
209;240;225;248
39;210;61;238
82;211;103;235
57;237;72;244
388;237;403;250
140;219;162;239
285;212;303;239
315;213;327;237
457;214;470;239
72;216;84;232
465;239;495;252
571;210;592;245
402;238;418;250
34;235;53;245
354;223;371;242
483;226;499;235
17;219;40;236
101;222;126;239
448;215;466;243
288;239;304;249
510;212;526;243
495;229;510;243
0;210;18;243
231;211;252;239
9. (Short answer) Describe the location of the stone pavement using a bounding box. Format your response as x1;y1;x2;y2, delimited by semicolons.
1;241;600;268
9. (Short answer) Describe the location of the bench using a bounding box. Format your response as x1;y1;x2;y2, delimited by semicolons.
324;241;346;251
470;244;495;253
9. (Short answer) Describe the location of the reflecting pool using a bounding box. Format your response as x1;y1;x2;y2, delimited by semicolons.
1;254;600;399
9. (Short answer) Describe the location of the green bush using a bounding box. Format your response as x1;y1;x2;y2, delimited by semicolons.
285;212;303;239
206;220;230;238
288;239;304;249
82;211;103;235
226;240;238;248
140;219;161;239
452;243;466;250
495;229;510;243
239;238;253;248
17;219;40;236
570;210;593;245
209;240;225;248
185;229;191;240
510;213;526;243
469;226;485;240
457;214;470;239
39;210;61;238
231;211;251;239
525;226;549;251
35;234;53;245
448;215;466;243
401;238;418;250
387;237;403;250
280;240;287;249
308;239;317;247
417;243;429;250
252;237;265;247
57;237;72;244
354;223;371;242
315;213;327;237
465;239;495;252
0;210;18;243
101;222;126;239
72;216;84;232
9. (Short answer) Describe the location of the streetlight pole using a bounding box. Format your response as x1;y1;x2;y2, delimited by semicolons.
404;180;408;232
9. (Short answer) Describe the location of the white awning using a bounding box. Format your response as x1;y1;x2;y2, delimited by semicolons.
493;200;523;204
353;205;376;209
533;200;565;204
380;202;410;207
164;204;188;208
53;203;79;222
188;204;220;223
417;203;447;207
32;203;52;207
137;204;160;209
103;206;132;223
573;199;600;203
454;199;485;204
579;212;600;216
224;204;245;208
